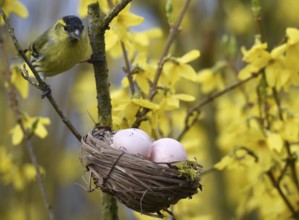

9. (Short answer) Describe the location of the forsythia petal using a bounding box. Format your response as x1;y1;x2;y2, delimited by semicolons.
238;64;258;80
121;77;129;88
78;0;96;17
116;12;144;27
34;121;49;139
280;119;299;142
10;65;29;99
286;28;299;45
131;99;159;110
197;69;223;93
271;44;288;59
1;0;28;25
10;124;24;145
266;132;284;152
178;50;200;64
178;64;198;81
105;30;120;51
165;95;180;109
174;94;195;102
136;74;150;93
265;60;290;90
0;148;13;173
5;0;29;18
124;102;139;120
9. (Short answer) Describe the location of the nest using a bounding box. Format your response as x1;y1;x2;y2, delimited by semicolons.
80;127;202;217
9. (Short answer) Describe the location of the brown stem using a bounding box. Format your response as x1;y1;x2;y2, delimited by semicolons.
177;72;260;140
132;0;192;128
255;13;265;43
272;88;299;192
267;171;299;219
103;0;132;29
149;0;191;100
272;88;283;120
87;1;132;219
284;141;299;193
251;0;265;42
233;146;259;162
1;33;56;220
121;41;135;95
88;3;112;126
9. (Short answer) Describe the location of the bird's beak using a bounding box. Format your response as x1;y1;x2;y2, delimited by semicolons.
69;29;81;41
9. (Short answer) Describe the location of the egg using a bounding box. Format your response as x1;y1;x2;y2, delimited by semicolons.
150;138;187;163
111;128;153;159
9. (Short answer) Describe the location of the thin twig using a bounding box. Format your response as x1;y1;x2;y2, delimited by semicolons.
121;41;135;95
1;33;56;220
0;8;46;87
233;146;259;162
272;88;299;192
200;167;217;176
0;8;82;141
267;171;299;219
277;159;291;184
23;129;56;220
149;0;192;100
177;72;260;141
252;0;299;201
272;88;283;120
102;0;132;30
251;0;265;42
284;141;299;193
132;0;192;128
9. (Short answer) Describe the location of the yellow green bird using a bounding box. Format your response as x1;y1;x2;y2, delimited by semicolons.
26;15;88;78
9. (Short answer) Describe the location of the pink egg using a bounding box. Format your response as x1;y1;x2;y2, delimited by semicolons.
150;138;187;163
112;128;152;159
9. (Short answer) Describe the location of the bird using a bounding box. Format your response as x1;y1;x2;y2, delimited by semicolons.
25;15;88;79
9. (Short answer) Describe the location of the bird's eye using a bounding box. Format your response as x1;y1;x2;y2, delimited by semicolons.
64;26;68;31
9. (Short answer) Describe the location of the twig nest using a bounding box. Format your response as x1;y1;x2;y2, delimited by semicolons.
80;126;202;217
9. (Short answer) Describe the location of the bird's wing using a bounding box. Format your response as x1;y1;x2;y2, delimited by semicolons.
29;28;51;59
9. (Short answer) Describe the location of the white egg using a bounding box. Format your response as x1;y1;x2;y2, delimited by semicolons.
111;128;152;159
150;138;187;163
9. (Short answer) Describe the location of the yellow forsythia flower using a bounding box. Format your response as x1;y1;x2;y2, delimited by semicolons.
0;0;28;25
239;42;271;79
163;50;200;85
10;65;29;99
10;113;51;145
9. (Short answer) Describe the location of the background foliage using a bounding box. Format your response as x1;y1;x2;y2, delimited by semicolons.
1;0;299;220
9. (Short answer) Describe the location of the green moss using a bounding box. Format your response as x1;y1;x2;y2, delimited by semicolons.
174;160;202;181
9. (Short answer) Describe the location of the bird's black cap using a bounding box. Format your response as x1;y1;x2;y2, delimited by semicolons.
62;15;84;31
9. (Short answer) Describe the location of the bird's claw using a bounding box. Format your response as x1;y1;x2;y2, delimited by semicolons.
41;84;51;99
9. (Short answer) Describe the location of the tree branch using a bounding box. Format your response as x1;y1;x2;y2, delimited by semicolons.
1;33;56;220
88;2;112;126
251;0;265;42
0;8;82;141
149;0;192;100
267;171;299;219
102;0;132;29
272;88;299;193
87;1;132;219
132;0;192;128
121;41;135;96
177;72;260;141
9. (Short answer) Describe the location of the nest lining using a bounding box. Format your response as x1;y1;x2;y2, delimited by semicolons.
80;127;202;217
